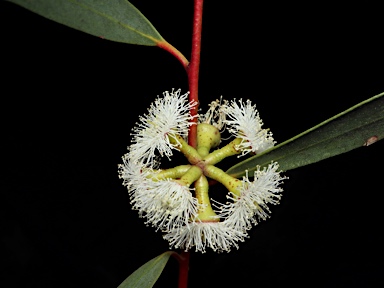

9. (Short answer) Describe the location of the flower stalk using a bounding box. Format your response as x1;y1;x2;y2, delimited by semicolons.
170;135;202;165
203;138;243;165
194;175;218;221
204;165;242;196
151;165;192;181
177;166;203;186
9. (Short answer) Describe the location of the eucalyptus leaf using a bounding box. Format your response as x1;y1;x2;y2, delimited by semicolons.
117;251;174;288
6;0;164;45
226;92;384;178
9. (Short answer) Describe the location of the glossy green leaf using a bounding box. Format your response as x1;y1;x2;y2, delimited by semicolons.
6;0;164;46
226;92;384;178
117;251;174;288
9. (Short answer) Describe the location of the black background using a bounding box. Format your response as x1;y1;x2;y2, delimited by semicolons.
1;1;384;287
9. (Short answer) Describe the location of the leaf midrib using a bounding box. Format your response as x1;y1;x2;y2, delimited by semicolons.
68;0;161;42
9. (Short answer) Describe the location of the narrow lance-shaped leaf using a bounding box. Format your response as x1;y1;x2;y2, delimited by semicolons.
226;92;384;178
117;251;174;288
6;0;164;46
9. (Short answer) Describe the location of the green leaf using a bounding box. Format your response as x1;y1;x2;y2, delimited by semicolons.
6;0;164;46
226;92;384;178
117;251;174;288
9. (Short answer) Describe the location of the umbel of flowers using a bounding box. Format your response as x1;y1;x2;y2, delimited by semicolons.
118;89;287;253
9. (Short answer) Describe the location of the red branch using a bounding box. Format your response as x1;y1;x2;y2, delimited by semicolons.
187;0;204;148
172;251;191;288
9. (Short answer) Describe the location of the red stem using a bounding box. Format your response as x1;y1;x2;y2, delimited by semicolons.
187;0;204;148
172;251;190;288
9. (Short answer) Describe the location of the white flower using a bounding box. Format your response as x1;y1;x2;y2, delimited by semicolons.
217;162;286;231
129;88;197;165
198;97;228;130
224;99;275;156
118;153;154;198
163;221;247;253
118;154;155;212
118;89;288;253
118;154;199;232
139;179;200;232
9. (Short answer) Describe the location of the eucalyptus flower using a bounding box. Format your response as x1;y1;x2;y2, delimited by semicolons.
223;98;275;156
128;88;197;165
118;155;199;232
217;162;286;232
118;90;287;253
163;221;247;253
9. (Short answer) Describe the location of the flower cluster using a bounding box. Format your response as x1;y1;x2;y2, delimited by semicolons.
118;88;287;253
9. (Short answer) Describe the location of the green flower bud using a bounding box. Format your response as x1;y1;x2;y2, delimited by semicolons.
196;123;221;157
